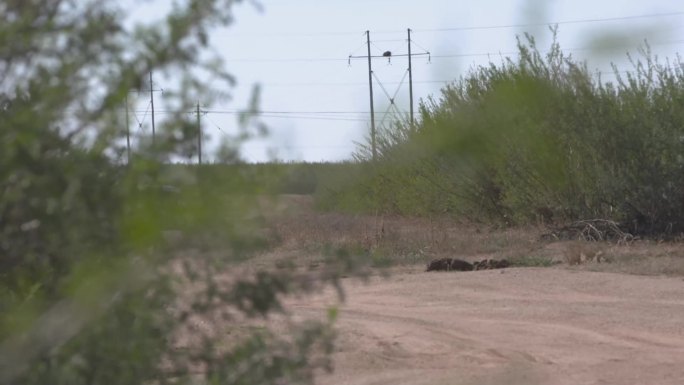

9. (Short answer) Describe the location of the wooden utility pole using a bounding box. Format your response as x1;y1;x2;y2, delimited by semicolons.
124;94;131;164
408;28;415;126
196;102;202;165
149;72;156;143
366;30;377;161
348;29;429;160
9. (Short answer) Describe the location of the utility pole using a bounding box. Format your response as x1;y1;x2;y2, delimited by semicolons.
407;28;415;126
124;94;131;164
349;29;429;160
366;30;377;161
196;101;202;165
149;72;156;144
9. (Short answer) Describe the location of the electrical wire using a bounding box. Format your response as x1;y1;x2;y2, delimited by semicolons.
132;61;675;124
413;11;684;33
244;143;357;149
226;10;684;38
135;100;152;132
262;80;451;87
409;38;431;54
232;38;684;64
202;109;392;115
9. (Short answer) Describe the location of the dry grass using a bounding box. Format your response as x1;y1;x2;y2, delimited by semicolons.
259;195;543;268
576;241;684;276
254;195;684;277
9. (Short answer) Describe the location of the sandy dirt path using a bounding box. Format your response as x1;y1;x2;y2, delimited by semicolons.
289;267;684;385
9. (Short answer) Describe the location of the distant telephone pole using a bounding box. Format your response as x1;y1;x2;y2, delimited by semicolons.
124;94;131;164
196;101;202;165
366;30;377;161
349;29;429;160
125;76;162;154
408;28;415;126
149;72;156;144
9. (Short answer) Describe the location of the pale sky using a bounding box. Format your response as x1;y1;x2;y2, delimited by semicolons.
131;0;684;163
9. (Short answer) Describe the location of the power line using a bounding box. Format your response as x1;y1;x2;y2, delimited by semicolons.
262;80;450;87
132;62;675;121
224;56;684;87
119;66;679;94
225;10;684;39
227;57;347;63
133;109;378;122
243;144;357;149
203;109;390;115
228;38;684;64
431;39;684;59
254;114;369;122
413;11;684;32
122;60;682;125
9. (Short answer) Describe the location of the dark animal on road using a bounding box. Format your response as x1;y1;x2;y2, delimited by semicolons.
426;258;474;272
473;259;511;270
427;258;510;272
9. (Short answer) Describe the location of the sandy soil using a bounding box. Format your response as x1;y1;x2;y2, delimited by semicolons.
288;267;684;385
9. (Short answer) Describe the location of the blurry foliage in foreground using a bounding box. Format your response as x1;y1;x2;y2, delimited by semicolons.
0;1;363;384
318;30;684;237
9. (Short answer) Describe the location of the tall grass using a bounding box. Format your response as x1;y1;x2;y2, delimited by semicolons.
317;30;684;236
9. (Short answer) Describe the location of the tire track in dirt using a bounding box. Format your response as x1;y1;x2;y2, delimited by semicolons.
289;268;684;385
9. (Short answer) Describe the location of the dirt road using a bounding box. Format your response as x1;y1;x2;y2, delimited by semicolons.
290;267;684;385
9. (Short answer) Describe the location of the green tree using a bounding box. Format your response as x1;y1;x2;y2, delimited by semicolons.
0;1;360;384
323;30;684;235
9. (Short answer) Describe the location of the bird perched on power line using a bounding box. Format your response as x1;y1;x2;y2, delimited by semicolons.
383;51;392;57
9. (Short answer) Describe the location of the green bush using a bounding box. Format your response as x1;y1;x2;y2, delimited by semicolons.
320;29;684;236
0;2;361;384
